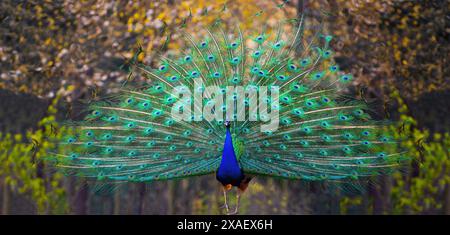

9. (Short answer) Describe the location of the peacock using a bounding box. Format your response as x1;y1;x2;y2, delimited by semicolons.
49;9;409;214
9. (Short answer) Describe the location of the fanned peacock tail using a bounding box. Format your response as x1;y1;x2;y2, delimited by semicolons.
49;10;409;188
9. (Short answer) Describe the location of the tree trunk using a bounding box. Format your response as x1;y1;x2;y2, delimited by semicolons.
113;187;121;215
371;182;383;214
74;180;88;214
127;185;134;214
1;180;9;215
167;181;175;214
444;183;450;215
181;180;189;214
136;183;146;214
281;180;289;214
326;0;339;33
297;0;305;16
208;180;218;215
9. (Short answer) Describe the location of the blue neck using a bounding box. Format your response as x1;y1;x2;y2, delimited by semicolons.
216;126;242;183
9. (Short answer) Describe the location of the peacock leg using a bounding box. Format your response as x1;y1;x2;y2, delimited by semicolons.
221;186;230;214
236;190;241;214
228;189;241;215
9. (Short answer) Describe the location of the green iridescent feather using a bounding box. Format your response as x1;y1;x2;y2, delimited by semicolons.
48;13;409;184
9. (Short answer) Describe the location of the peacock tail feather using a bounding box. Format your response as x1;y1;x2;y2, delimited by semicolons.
49;10;409;184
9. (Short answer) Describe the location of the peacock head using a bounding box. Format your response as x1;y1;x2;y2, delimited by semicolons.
224;120;230;128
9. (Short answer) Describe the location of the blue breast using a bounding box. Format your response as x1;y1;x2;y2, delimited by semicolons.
216;127;244;186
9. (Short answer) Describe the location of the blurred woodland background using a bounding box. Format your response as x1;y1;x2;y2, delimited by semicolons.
0;0;448;214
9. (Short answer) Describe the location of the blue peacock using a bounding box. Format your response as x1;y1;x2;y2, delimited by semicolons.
50;12;408;214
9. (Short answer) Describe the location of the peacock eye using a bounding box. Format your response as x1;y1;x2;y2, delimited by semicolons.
92;160;100;166
69;153;78;160
354;109;363;115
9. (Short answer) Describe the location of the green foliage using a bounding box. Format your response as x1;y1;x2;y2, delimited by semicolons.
339;196;362;215
389;90;450;214
0;96;68;214
339;89;449;214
